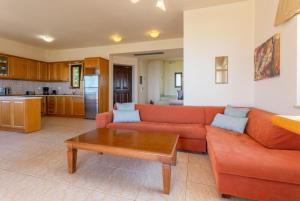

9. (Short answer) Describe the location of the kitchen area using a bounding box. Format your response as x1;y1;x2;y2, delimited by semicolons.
0;54;109;133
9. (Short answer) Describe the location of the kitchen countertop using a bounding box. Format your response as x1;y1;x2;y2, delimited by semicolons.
4;94;84;97
0;96;43;100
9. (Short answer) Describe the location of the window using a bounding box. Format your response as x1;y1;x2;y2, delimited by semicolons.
175;72;183;88
70;64;82;88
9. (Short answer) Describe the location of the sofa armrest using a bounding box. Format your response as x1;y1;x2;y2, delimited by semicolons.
96;112;113;128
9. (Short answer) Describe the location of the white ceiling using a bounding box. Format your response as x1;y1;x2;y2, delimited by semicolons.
0;0;244;49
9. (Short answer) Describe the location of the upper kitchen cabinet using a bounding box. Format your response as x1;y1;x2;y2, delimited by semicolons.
48;62;69;82
26;59;39;80
84;57;101;68
9;56;27;80
0;55;9;78
60;62;70;81
39;62;49;81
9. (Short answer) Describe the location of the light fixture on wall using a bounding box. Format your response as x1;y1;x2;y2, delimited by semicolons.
130;0;166;11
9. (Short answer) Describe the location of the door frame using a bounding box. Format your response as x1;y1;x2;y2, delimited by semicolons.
113;65;133;104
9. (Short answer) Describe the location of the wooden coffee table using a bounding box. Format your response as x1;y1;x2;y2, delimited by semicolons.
64;128;179;194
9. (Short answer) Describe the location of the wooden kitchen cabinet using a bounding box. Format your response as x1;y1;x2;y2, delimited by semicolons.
56;96;65;115
9;56;27;79
60;62;69;81
0;98;41;133
39;62;49;81
13;101;25;129
46;96;84;117
27;59;39;80
72;97;85;116
48;62;69;81
84;57;100;68
0;100;13;127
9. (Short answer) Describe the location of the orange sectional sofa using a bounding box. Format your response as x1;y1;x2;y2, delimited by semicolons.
96;104;224;153
96;104;300;201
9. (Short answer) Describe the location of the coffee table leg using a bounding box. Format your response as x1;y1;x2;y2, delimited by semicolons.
67;147;77;174
162;163;171;194
171;151;177;166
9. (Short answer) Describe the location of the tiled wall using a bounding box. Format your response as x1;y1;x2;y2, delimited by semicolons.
0;79;83;95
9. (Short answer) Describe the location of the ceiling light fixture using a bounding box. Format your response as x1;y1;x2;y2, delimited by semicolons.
130;0;166;11
131;0;140;3
148;30;160;38
111;34;123;43
156;0;166;11
38;35;54;43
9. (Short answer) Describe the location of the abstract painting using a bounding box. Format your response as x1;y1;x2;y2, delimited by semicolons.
254;33;280;81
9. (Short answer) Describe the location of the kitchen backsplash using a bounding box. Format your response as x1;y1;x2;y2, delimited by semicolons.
0;80;83;95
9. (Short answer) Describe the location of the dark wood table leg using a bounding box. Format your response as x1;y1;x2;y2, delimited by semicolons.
67;147;77;174
171;151;177;166
162;163;171;194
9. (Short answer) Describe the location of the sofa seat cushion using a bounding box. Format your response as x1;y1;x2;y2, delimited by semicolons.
206;126;300;185
107;122;206;139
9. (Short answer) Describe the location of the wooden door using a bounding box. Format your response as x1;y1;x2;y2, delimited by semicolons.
113;65;132;104
27;60;39;80
0;101;13;127
13;101;25;129
39;62;49;81
60;62;70;81
9;57;27;79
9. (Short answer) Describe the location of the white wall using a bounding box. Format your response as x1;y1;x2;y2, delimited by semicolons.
0;37;47;61
254;0;299;115
147;60;163;103
184;1;254;106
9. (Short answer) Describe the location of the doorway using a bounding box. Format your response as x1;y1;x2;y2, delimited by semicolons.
113;65;133;104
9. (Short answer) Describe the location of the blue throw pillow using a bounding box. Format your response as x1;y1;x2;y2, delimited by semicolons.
116;103;135;111
113;110;141;123
224;105;250;118
211;113;248;133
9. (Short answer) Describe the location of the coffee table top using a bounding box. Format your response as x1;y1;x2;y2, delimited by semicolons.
65;128;179;157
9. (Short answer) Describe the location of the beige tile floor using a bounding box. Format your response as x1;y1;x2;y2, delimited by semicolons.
0;117;252;201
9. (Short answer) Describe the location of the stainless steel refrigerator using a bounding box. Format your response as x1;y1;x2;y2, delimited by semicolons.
84;75;99;119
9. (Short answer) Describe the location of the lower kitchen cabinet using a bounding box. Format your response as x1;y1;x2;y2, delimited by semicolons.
46;96;84;117
0;98;41;133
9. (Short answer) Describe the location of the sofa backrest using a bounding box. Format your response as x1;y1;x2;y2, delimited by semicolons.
135;104;205;124
246;108;300;150
135;104;224;125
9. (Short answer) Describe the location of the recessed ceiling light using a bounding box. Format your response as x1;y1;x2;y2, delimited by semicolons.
156;0;166;11
111;34;123;43
148;30;160;38
131;0;139;3
38;35;55;43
